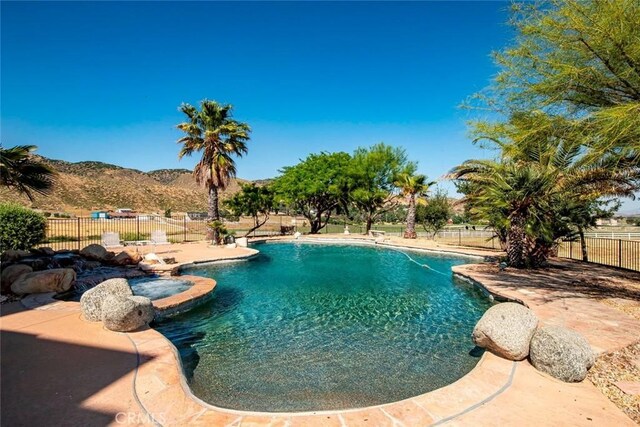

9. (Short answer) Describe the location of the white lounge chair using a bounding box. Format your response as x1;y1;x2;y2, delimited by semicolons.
101;232;123;248
151;230;170;245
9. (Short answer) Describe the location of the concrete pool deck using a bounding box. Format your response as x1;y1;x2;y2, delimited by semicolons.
1;236;638;426
135;241;259;275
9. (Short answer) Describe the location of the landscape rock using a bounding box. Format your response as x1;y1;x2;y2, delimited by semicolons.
80;278;133;321
101;295;154;332
529;325;595;382
1;249;32;263
80;244;115;262
33;247;56;256
472;302;539;361
10;268;76;295
1;264;33;294
83;261;102;270
111;250;143;266
42;247;56;256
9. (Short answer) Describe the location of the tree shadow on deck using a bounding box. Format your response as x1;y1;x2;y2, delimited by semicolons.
465;259;640;303
0;328;153;426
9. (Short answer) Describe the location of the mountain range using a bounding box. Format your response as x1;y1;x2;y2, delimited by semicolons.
0;156;246;215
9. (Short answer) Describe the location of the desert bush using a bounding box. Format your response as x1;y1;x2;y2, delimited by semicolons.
0;203;47;251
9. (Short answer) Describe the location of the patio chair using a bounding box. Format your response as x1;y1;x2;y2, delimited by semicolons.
101;232;123;248
151;230;170;245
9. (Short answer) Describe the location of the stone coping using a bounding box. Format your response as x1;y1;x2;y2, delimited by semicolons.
124;239;635;425
123;238;523;424
128;325;519;425
152;275;217;320
139;247;259;275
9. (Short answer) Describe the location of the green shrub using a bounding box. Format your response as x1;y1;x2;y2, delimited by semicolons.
0;203;47;251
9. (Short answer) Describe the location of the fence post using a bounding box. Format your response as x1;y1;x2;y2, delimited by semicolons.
183;216;187;242
77;217;81;250
619;239;623;268
136;216;140;241
458;229;461;246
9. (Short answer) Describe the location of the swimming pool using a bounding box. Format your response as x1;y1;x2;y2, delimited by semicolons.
155;242;492;412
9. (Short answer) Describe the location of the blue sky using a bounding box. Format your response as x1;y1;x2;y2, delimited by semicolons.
2;1;637;211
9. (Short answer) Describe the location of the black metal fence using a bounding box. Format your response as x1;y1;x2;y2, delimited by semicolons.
40;215;296;250
40;217;640;272
557;237;640;272
40;215;208;250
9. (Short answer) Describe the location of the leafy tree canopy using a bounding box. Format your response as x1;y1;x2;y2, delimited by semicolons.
416;189;451;236
349;143;414;232
469;0;640;164
273;152;351;234
225;183;274;237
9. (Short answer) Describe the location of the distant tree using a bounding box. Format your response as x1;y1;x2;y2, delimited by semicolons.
394;170;435;238
164;208;172;218
225;183;274;237
0;144;56;201
349;143;412;233
176;100;251;243
553;199;620;262
416;189;451;237
273;152;351;234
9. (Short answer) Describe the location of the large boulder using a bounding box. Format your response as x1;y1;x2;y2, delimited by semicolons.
472;302;539;361
10;268;76;295
529;326;595;382
80;278;133;321
1;264;33;294
101;295;154;332
111;250;143;266
80;244;114;262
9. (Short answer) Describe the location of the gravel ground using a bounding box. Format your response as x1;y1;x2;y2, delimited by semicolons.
587;341;640;424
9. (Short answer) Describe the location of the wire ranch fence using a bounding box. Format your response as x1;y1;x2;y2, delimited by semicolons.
41;216;640;272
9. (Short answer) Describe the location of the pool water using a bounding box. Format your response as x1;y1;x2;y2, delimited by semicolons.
155;242;492;412
129;276;193;300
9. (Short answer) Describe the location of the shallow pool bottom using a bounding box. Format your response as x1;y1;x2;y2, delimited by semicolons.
129;276;194;300
156;242;491;412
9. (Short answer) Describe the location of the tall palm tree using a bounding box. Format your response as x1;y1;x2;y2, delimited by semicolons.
395;172;435;239
176;100;251;242
0;144;56;201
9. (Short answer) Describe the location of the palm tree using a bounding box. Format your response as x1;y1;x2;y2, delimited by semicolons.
395;171;435;239
0;144;56;201
453;138;638;267
176;100;251;242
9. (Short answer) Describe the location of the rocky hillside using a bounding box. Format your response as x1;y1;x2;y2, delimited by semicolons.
0;156;246;215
